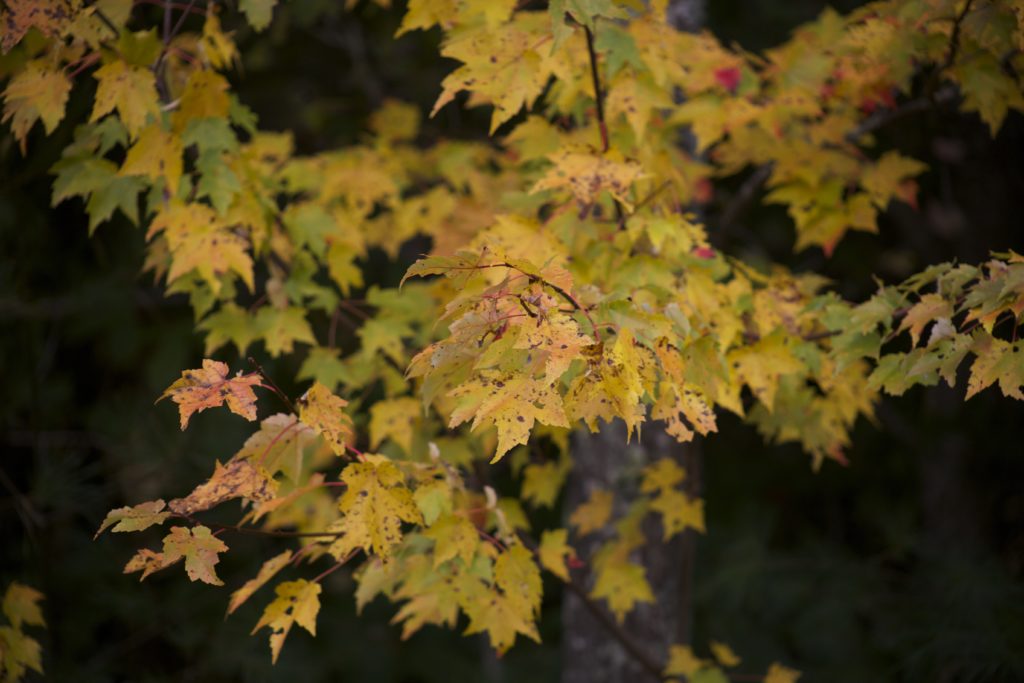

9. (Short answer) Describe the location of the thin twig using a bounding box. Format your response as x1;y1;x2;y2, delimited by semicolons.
312;550;360;583
249;357;298;414
584;26;609;153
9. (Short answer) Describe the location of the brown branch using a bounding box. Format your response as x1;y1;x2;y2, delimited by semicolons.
312;550;360;583
562;576;666;680
584;26;609;153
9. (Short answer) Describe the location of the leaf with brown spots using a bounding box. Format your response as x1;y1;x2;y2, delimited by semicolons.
168;460;278;516
1;0;72;53
297;382;353;456
329;456;421;559
158;359;263;430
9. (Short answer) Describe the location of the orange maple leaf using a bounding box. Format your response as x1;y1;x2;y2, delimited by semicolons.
159;359;263;429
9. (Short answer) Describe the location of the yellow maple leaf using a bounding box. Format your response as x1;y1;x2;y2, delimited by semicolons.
640;458;685;494
172;69;230;132
664;644;707;677
330;457;421;558
431;13;557;133
461;587;540;653
897;293;953;348
158;359;263;429
252;579;321;663
94;499;171;539
298;382;354;456
424;513;479;568
228;551;294;615
728;331;804;409
120;124;184;195
650;489;705;539
764;662;801;683
966;333;1024;400
90;60;161;139
531;149;646;210
369;397;422;454
565;329;648;438
495;544;542;618
126;525;230;585
1;61;71;151
448;371;569;463
568;489;613;536
710;640;741;667
538;528;575;581
590;558;654;622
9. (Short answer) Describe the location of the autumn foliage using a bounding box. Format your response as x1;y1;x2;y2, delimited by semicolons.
3;0;1024;680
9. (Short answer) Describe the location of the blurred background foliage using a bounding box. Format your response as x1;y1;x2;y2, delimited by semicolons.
2;1;1023;681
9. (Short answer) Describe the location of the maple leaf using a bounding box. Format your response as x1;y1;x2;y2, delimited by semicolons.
727;331;805;409
91;60;161;139
1;61;71;151
565;330;648;438
147;202;254;294
233;413;317;482
650;489;705;539
495;544;542;617
120;124;184;195
94;499;171;539
0;624;43;680
0;0;72;53
255;306;316;357
330;457;421;559
548;0;626;50
297;382;353;456
158;359;263;429
531;149;646;210
369;397;422;454
462;588;540;653
125;525;229;585
162;525;230;585
448;371;570;463
764;662;801;683
521;460;569;508
168;459;277;516
897;293;954;347
513;310;594;381
590;558;654;622
640;458;685;494
710;641;741;667
424;514;479;568
2;583;44;629
538;529;575;581
665;644;708;678
965;333;1024;400
228;551;293;615
568;489;613;535
431;13;557;133
252;579;321;664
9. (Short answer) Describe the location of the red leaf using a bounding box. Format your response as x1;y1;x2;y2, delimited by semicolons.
713;67;740;93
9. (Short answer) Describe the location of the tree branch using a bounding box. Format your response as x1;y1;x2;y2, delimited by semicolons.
561;577;666;681
584;26;609;153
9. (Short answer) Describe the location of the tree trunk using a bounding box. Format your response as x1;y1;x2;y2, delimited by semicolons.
561;424;701;683
560;3;705;682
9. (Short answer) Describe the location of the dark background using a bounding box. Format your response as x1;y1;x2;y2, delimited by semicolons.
2;1;1023;681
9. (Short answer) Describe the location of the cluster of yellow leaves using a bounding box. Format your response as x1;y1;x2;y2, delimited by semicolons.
9;0;1023;671
664;642;800;683
0;582;46;683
